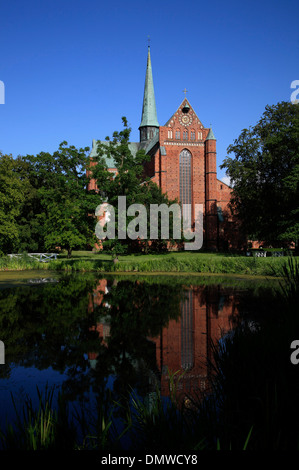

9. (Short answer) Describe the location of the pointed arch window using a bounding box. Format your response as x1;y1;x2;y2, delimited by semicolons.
183;130;188;140
181;290;193;371
175;129;180;140
179;149;192;227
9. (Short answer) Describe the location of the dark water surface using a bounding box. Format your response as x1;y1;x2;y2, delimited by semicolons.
0;270;278;441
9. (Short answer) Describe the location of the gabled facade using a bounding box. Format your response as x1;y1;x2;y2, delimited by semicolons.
89;46;241;250
141;95;233;249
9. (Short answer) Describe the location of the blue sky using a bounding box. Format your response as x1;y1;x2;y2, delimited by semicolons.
0;0;298;182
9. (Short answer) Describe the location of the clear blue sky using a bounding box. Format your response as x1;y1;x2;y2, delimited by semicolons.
0;0;298;182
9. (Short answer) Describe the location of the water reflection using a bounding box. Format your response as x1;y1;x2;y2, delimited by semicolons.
87;278;239;405
0;273;263;429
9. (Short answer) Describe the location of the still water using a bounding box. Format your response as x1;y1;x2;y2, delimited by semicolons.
0;270;277;442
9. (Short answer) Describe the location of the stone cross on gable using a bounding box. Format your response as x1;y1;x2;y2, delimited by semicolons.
183;88;188;98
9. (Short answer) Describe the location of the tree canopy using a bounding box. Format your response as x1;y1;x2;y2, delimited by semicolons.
21;142;98;257
0;154;31;254
0;143;99;257
220;101;299;246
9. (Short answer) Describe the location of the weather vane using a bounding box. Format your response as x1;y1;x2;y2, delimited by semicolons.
148;35;150;47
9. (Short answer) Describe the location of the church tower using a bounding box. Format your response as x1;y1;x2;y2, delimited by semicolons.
138;47;233;250
139;46;159;144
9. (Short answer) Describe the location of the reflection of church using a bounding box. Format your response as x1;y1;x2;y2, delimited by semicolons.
88;47;243;250
88;279;239;404
151;285;238;403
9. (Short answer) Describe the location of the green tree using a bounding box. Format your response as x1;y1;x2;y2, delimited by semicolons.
13;157;42;252
220;101;299;246
91;117;182;254
0;153;31;254
24;142;98;257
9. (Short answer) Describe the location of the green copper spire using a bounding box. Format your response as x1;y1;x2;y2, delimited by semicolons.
206;126;216;140
139;46;159;142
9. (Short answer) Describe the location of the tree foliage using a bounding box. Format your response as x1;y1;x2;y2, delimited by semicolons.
220;101;299;245
0;143;100;257
90;117;182;253
21;142;99;257
0;154;31;254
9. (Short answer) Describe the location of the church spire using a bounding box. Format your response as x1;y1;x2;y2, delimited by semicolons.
139;45;159;143
206;126;216;140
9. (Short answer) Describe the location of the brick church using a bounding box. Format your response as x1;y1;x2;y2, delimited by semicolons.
89;46;239;250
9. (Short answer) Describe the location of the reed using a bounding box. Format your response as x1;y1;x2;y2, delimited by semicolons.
1;251;294;277
0;254;41;271
0;386;77;450
111;254;289;277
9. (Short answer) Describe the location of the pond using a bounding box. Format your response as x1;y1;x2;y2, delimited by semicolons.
0;270;280;449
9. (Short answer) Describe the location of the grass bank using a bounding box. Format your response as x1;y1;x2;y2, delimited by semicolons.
1;251;296;277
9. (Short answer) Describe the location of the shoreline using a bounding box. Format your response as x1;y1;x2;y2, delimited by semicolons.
0;267;282;281
1;251;296;278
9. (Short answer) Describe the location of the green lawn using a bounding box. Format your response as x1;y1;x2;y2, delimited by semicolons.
58;250;245;261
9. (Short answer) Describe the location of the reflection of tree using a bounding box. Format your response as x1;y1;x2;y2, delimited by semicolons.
0;274;99;382
0;275;184;409
89;280;184;403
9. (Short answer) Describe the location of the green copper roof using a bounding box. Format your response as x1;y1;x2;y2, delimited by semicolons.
139;46;159;129
206;127;216;140
90;139;142;168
